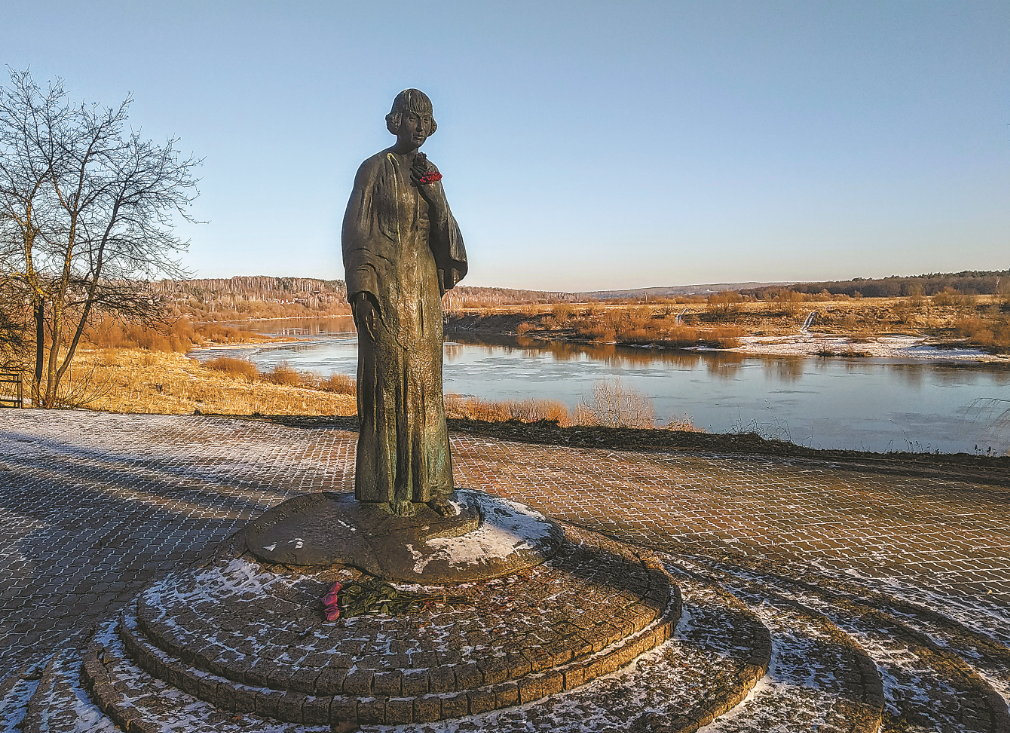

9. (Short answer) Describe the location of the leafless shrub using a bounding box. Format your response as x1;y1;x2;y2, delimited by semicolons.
770;289;805;317
574;322;616;343
205;356;259;382
892;298;919;325
706;291;746;320
908;284;926;309
664;414;704;432
50;363;114;408
265;362;302;386
933;287;977;309
576;379;655;429
953;316;1010;353
551;302;575;322
319;373;356;395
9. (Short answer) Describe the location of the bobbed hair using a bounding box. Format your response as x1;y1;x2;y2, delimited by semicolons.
385;89;437;136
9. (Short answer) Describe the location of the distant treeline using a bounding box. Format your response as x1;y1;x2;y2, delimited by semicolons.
152;277;575;317
742;270;1010;299
152;276;346;300
152;276;350;320
443;286;575;310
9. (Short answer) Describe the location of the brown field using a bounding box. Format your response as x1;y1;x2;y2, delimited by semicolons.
451;291;1010;354
51;347;701;432
68;349;357;416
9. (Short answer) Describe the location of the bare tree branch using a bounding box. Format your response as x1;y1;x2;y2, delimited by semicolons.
0;68;200;406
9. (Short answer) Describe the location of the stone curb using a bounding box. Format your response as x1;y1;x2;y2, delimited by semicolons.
667;558;885;730
689;555;1009;733
626;568;774;733
132;580;667;699
0;664;39;733
0;662;31;699
81;641;159;733
19;656;56;733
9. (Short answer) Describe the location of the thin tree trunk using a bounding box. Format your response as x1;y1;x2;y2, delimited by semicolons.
43;309;61;407
56;207;115;389
33;298;44;403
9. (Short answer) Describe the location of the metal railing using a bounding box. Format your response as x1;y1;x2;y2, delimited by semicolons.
0;372;23;408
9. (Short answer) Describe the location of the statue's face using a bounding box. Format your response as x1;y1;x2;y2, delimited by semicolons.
395;109;433;150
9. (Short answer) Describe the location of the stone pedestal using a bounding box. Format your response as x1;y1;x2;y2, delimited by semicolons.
77;489;683;729
243;489;564;584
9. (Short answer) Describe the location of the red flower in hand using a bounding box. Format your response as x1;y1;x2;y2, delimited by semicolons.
419;171;442;185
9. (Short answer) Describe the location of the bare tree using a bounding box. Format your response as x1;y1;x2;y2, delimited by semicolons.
0;69;200;406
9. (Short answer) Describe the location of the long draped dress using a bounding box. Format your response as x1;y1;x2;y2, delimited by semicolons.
341;149;467;508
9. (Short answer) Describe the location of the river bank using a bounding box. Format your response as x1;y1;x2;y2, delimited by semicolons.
445;297;1010;365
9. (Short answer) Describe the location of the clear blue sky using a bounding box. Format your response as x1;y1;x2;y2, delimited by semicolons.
3;1;1008;291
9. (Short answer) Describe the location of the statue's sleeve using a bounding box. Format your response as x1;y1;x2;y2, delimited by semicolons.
341;160;381;302
427;180;468;292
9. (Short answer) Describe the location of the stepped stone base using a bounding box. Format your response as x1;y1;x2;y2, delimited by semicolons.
14;544;1010;731
74;492;683;728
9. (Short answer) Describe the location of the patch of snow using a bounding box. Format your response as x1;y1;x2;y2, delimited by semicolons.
0;675;39;733
414;492;552;573
732;334;1010;363
685;559;991;731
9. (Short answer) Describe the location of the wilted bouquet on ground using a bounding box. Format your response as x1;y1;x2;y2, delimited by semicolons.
321;578;469;621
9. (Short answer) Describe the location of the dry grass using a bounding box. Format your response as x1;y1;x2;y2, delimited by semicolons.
455;292;1010;353
205;356;259;381
318;373;356;395
264;362;302;386
445;379;702;432
445;394;571;424
84;317;280;353
63;348;702;433
72;348;356;416
512;304;746;348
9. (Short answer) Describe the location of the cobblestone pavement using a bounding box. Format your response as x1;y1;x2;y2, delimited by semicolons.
2;411;1008;679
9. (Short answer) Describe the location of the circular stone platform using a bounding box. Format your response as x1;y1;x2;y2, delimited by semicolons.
244;489;565;584
106;494;681;727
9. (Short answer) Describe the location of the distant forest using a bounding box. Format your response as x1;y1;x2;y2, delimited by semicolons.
150;277;574;319
149;270;1010;318
741;270;1010;299
151;276;349;320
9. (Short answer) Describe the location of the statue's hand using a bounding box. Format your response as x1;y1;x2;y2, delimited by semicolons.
353;296;378;342
411;157;445;209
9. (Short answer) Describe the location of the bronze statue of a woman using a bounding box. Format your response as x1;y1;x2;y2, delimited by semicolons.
342;89;467;517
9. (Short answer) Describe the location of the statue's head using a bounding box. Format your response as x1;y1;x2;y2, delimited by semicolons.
385;89;436;148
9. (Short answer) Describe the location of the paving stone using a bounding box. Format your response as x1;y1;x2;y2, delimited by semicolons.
1;412;1009;731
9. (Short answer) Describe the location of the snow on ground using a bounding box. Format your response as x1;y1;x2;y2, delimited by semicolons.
731;334;1010;363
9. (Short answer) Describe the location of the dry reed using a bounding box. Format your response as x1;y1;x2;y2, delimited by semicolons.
264;362;302;386
318;373;356;395
71;348;356;416
205;356;259;381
